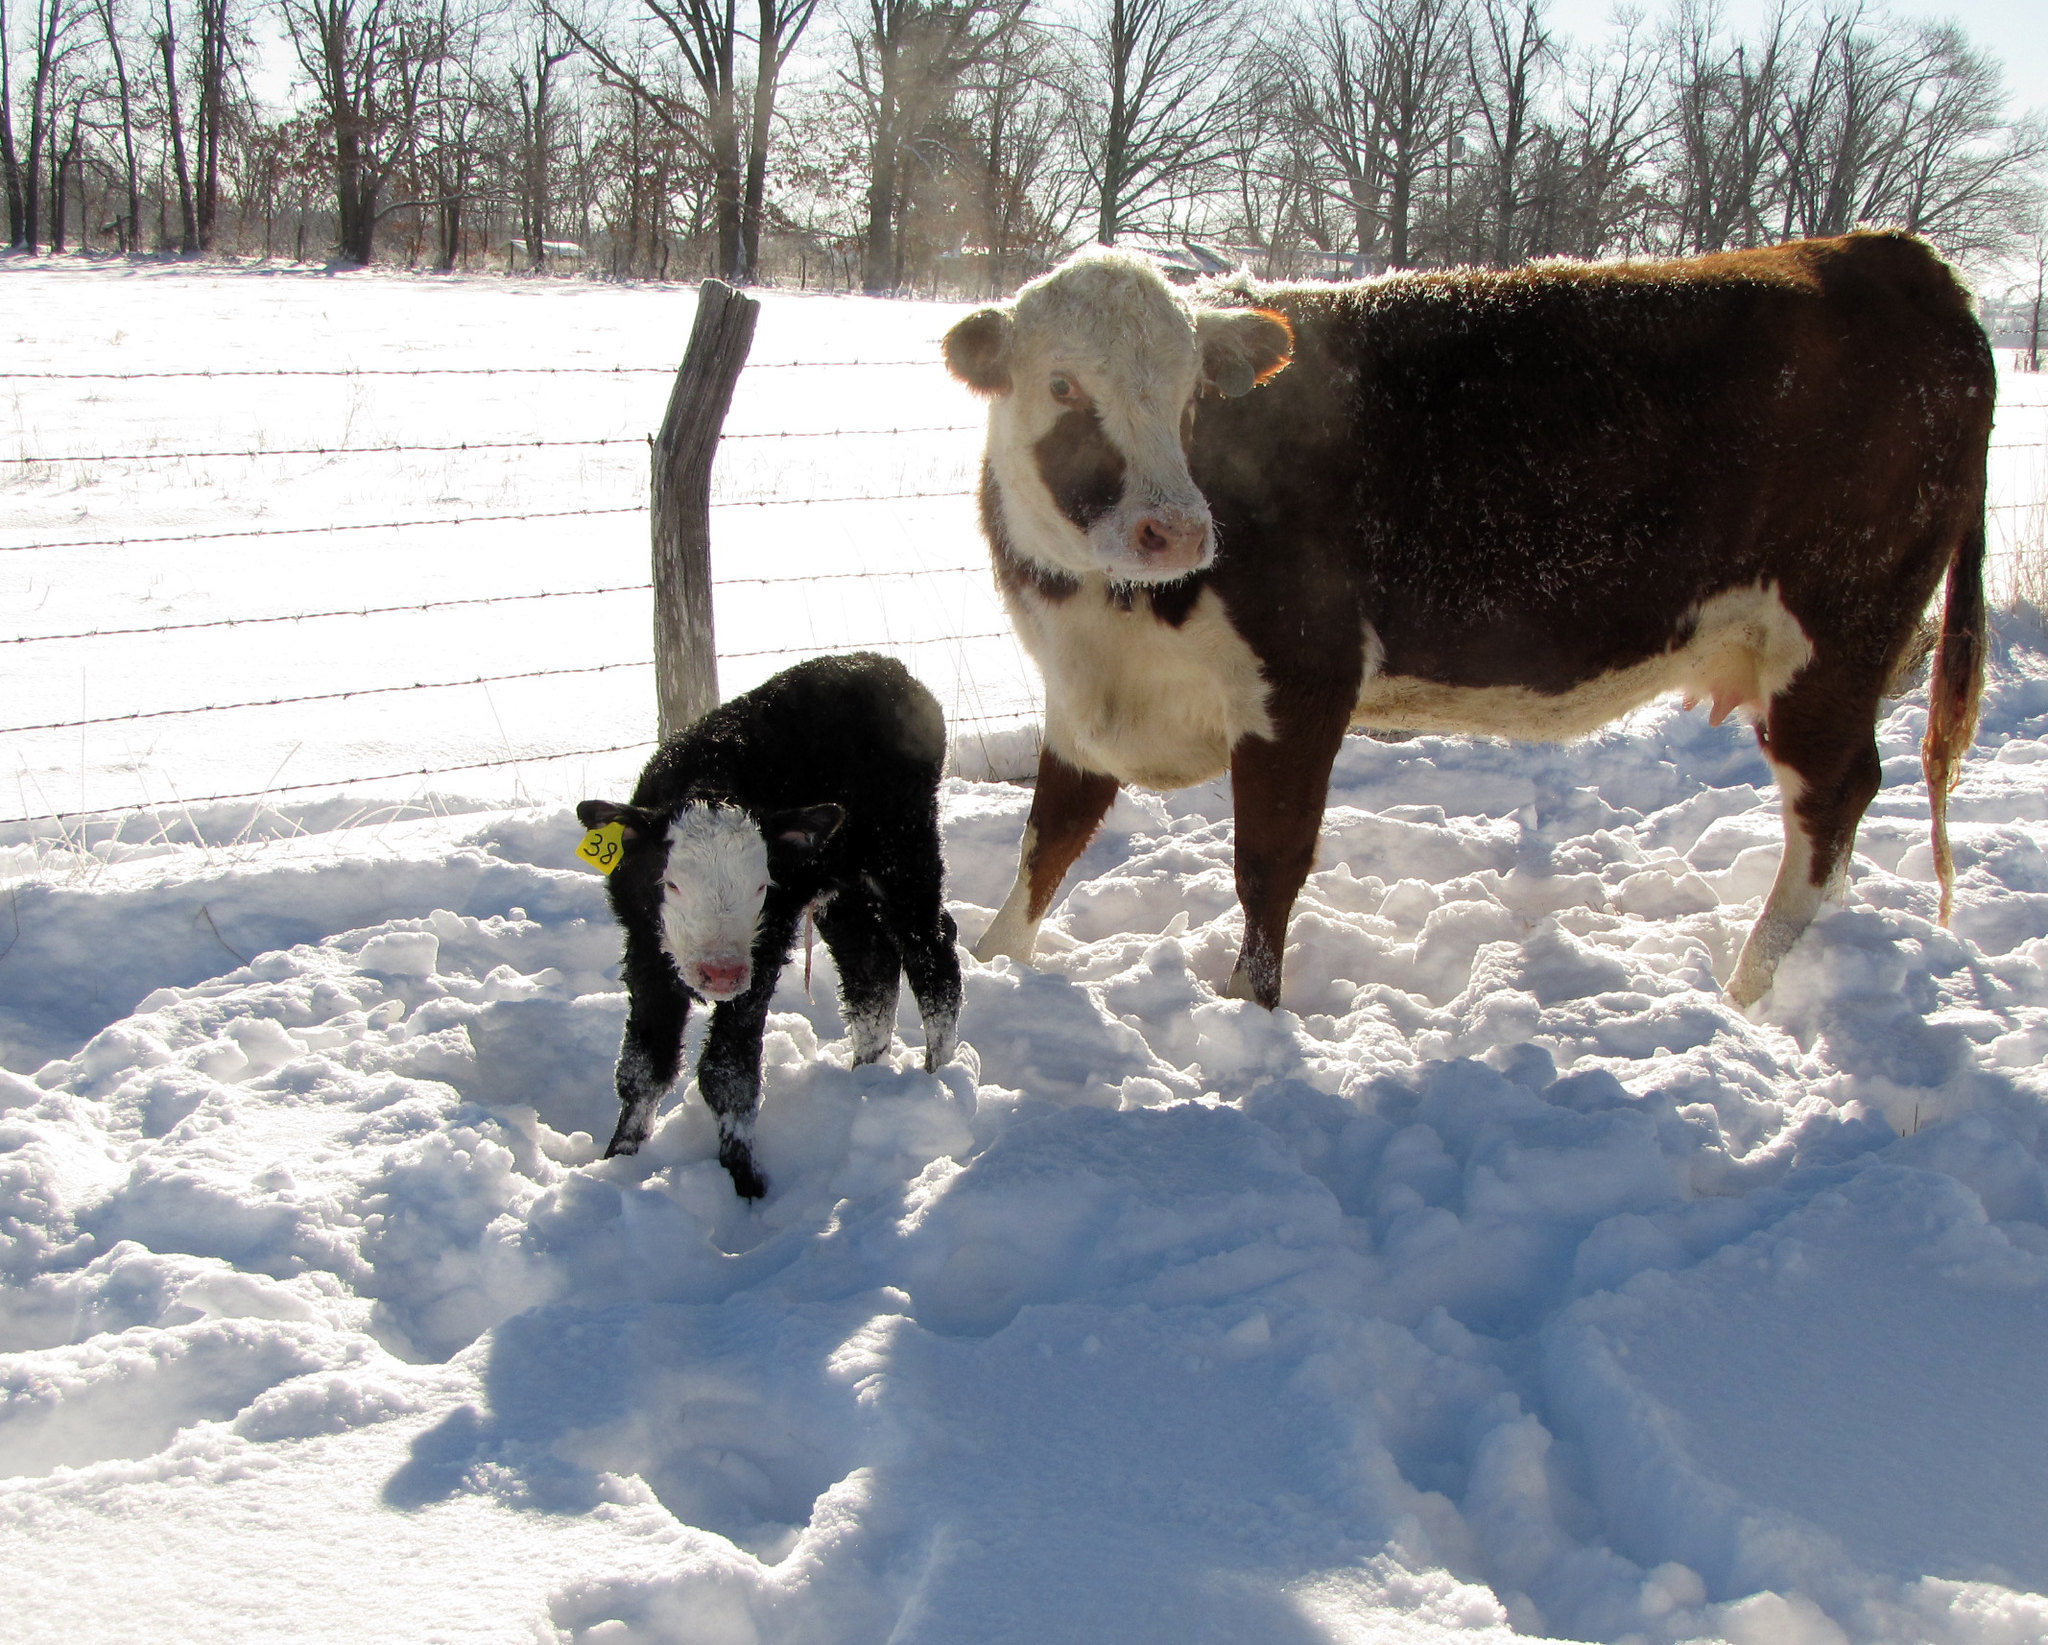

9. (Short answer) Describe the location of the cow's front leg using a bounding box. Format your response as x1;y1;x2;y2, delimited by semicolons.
1225;700;1351;1008
973;746;1120;964
605;926;692;1156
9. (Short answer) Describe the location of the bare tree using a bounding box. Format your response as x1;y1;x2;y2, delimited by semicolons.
1541;6;1662;256
21;0;89;251
508;10;573;265
411;0;484;267
277;0;443;262
1663;0;1783;252
1067;0;1237;244
1274;0;1389;269
2015;202;2045;372
547;0;818;280
1467;0;1551;264
548;0;744;276
93;0;141;245
842;0;1021;291
1369;0;1467;265
2;0;29;243
1883;23;2046;258
740;0;824;274
191;0;236;245
959;16;1070;292
156;0;198;246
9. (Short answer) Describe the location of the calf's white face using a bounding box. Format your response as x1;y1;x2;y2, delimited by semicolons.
945;247;1294;585
660;804;770;1001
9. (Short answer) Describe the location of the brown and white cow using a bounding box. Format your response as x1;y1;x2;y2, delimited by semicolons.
945;232;1993;1010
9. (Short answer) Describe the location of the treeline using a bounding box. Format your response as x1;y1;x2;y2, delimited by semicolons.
3;0;2044;292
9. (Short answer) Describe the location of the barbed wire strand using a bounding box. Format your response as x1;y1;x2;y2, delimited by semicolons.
1;659;656;735
2;488;978;554
0;561;994;648
720;629;1010;661
3;693;1044;829
1;583;651;647
3;742;662;827
1;360;939;381
5;623;1018;732
1;425;984;466
5;505;641;554
5;631;1017;737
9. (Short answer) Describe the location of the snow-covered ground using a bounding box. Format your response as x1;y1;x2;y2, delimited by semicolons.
4;259;2048;1645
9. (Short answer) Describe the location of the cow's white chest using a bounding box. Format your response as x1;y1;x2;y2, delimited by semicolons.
1010;579;1273;790
1353;583;1815;740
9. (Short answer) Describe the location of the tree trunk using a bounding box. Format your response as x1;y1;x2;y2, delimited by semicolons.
160;2;199;253
863;128;897;292
742;9;783;283
23;0;60;253
47;104;69;250
2;0;27;246
2030;258;2044;374
335;120;375;262
1095;33;1128;243
1386;162;1411;266
99;0;140;250
195;0;226;248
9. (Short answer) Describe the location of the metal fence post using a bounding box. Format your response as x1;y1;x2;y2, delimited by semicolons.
651;278;759;742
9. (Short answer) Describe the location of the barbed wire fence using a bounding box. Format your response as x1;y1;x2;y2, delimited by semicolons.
1;296;1045;840
4;326;2047;841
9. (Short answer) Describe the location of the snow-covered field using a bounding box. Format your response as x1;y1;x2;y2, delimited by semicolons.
1;260;1036;829
4;259;2048;1645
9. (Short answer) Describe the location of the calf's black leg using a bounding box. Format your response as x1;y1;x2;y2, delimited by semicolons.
606;924;692;1157
816;888;903;1066
880;869;962;1070
695;905;803;1199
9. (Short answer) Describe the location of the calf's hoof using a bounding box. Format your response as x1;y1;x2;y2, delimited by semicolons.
720;1141;768;1201
603;1128;642;1159
922;1020;959;1071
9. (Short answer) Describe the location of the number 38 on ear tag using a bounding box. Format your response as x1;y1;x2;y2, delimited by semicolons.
577;822;627;875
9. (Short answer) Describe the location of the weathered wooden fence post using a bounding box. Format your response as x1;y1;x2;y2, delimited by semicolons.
651;278;759;742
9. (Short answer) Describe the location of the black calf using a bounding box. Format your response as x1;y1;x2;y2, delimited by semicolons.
579;652;962;1199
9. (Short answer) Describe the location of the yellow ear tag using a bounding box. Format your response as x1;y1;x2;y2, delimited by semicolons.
577;822;627;875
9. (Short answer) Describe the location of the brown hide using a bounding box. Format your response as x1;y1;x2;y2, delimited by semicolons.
1194;236;1989;699
968;234;1994;1008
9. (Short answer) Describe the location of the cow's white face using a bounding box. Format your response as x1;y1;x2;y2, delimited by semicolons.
659;804;770;1001
946;247;1294;585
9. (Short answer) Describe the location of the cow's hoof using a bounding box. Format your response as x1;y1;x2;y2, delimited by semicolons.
1223;960;1279;1009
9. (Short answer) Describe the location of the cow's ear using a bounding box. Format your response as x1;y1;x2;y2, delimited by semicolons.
765;804;845;855
944;308;1014;396
1196;307;1294;397
577;800;659;841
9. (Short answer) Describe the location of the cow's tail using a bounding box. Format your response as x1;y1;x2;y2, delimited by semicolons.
1920;517;1988;926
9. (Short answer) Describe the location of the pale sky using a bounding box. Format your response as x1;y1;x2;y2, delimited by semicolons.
1542;0;2048;118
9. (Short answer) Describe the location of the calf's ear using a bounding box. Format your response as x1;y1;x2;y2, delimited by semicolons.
944;308;1014;396
765;804;846;855
577;800;658;840
1196;307;1294;397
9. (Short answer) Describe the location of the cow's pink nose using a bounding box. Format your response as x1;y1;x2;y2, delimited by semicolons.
695;960;749;996
1132;514;1207;569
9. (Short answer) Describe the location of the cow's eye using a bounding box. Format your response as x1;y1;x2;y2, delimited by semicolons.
1050;374;1080;406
